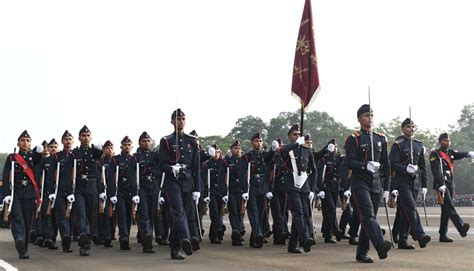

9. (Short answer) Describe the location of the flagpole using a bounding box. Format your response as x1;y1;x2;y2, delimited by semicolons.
298;101;304;175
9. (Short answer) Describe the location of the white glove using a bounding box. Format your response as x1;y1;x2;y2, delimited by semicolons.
406;164;418;174
391;190;399;197
222;195;229;203
296;136;305;145
242;193;249;201
48;194;56;202
3;195;12;204
159;197;165;205
93;143;103;151
343;190;351;198
171;164;181;177
367;161;380;174
271;140;279;151
192;191;201;201
132;195;140;204
204;197;210;203
208;147;216;158
317;191;325;199
99;192;107;200
327;143;335;152
468;151;474;158
383;191;389;203
421;188;427;198
110;196;118;204
438;185;447;193
35;144;44;153
67;194;75;203
308;191;315;202
265;192;273;200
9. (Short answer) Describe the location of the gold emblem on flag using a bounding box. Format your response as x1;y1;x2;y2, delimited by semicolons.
296;35;310;56
294;62;309;82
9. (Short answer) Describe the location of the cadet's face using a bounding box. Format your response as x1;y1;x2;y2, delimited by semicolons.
440;138;451;148
48;144;59;154
171;116;186;131
139;138;152;150
288;131;300;143
252;138;263;150
62;136;74;149
103;146;114;157
17;137;31;151
231;146;241;157
121;142;132;153
305;140;312;149
214;149;222;159
79;132;92;146
402;124;415;138
358;113;373;130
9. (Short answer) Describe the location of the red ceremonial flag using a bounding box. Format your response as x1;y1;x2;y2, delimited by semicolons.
291;0;320;109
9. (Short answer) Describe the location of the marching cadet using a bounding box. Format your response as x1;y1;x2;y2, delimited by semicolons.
279;125;316;254
64;125;103;256
96;140;114;248
338;155;360;245
223;140;247;246
50;130;75;253
389;118;431;249
317;141;345;243
31;140;50;248
133;131;160;253
202;144;226;244
2;130;44;259
35;139;59;250
242;132;277;249
344;104;392;263
108;136;136;250
268;139;290;245
158;109;201;260
429;132;472;242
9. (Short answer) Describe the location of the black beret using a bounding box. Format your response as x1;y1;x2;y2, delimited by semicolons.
190;130;198;137
48;138;58;145
171;108;185;119
288;124;300;135
276;138;283;146
401;118;414;128
304;134;312;141
79;125;91;135
139;131;151;141
18;130;31;141
121;136;132;144
230;140;241;148
251;132;262;141
438;133;449;141
103;140;113;149
211;144;220;150
357;104;373;117
42;140;48;146
62;130;73;139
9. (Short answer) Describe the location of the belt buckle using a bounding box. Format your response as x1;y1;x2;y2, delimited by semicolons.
81;174;87;180
21;180;28;186
122;178;127;182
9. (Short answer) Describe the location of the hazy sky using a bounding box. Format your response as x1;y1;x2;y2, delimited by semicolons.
1;0;473;153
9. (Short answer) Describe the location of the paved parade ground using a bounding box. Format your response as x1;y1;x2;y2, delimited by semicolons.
1;207;473;271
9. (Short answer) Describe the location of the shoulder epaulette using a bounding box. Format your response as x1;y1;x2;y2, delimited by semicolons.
394;138;404;144
351;131;361;137
163;133;174;141
185;133;198;139
413;138;422;144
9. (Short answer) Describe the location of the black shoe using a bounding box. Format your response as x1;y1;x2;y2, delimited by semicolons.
181;238;193;256
256;234;264;247
92;235;103;245
250;242;262;248
273;238;286;245
34;236;44;247
79;247;90;256
231;230;242;243
356;255;374;263
288;247;302;254
342;234;350;240
79;234;89;248
15;238;25;253
216;227;224;240
19;251;30;259
156;236;164;245
191;237;200;251
439;235;453;243
418;235;431;248
264;230;273;238
142;246;155;253
62;235;72;253
303;238;314;253
349;236;359;245
120;240;131;250
210;238;222;244
324;238;337;244
398;243;415;250
335;231;344;241
460;223;470;237
376;240;391;260
143;235;155;253
104;238;113;248
232;241;243;246
45;239;58;250
171;251;185;260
